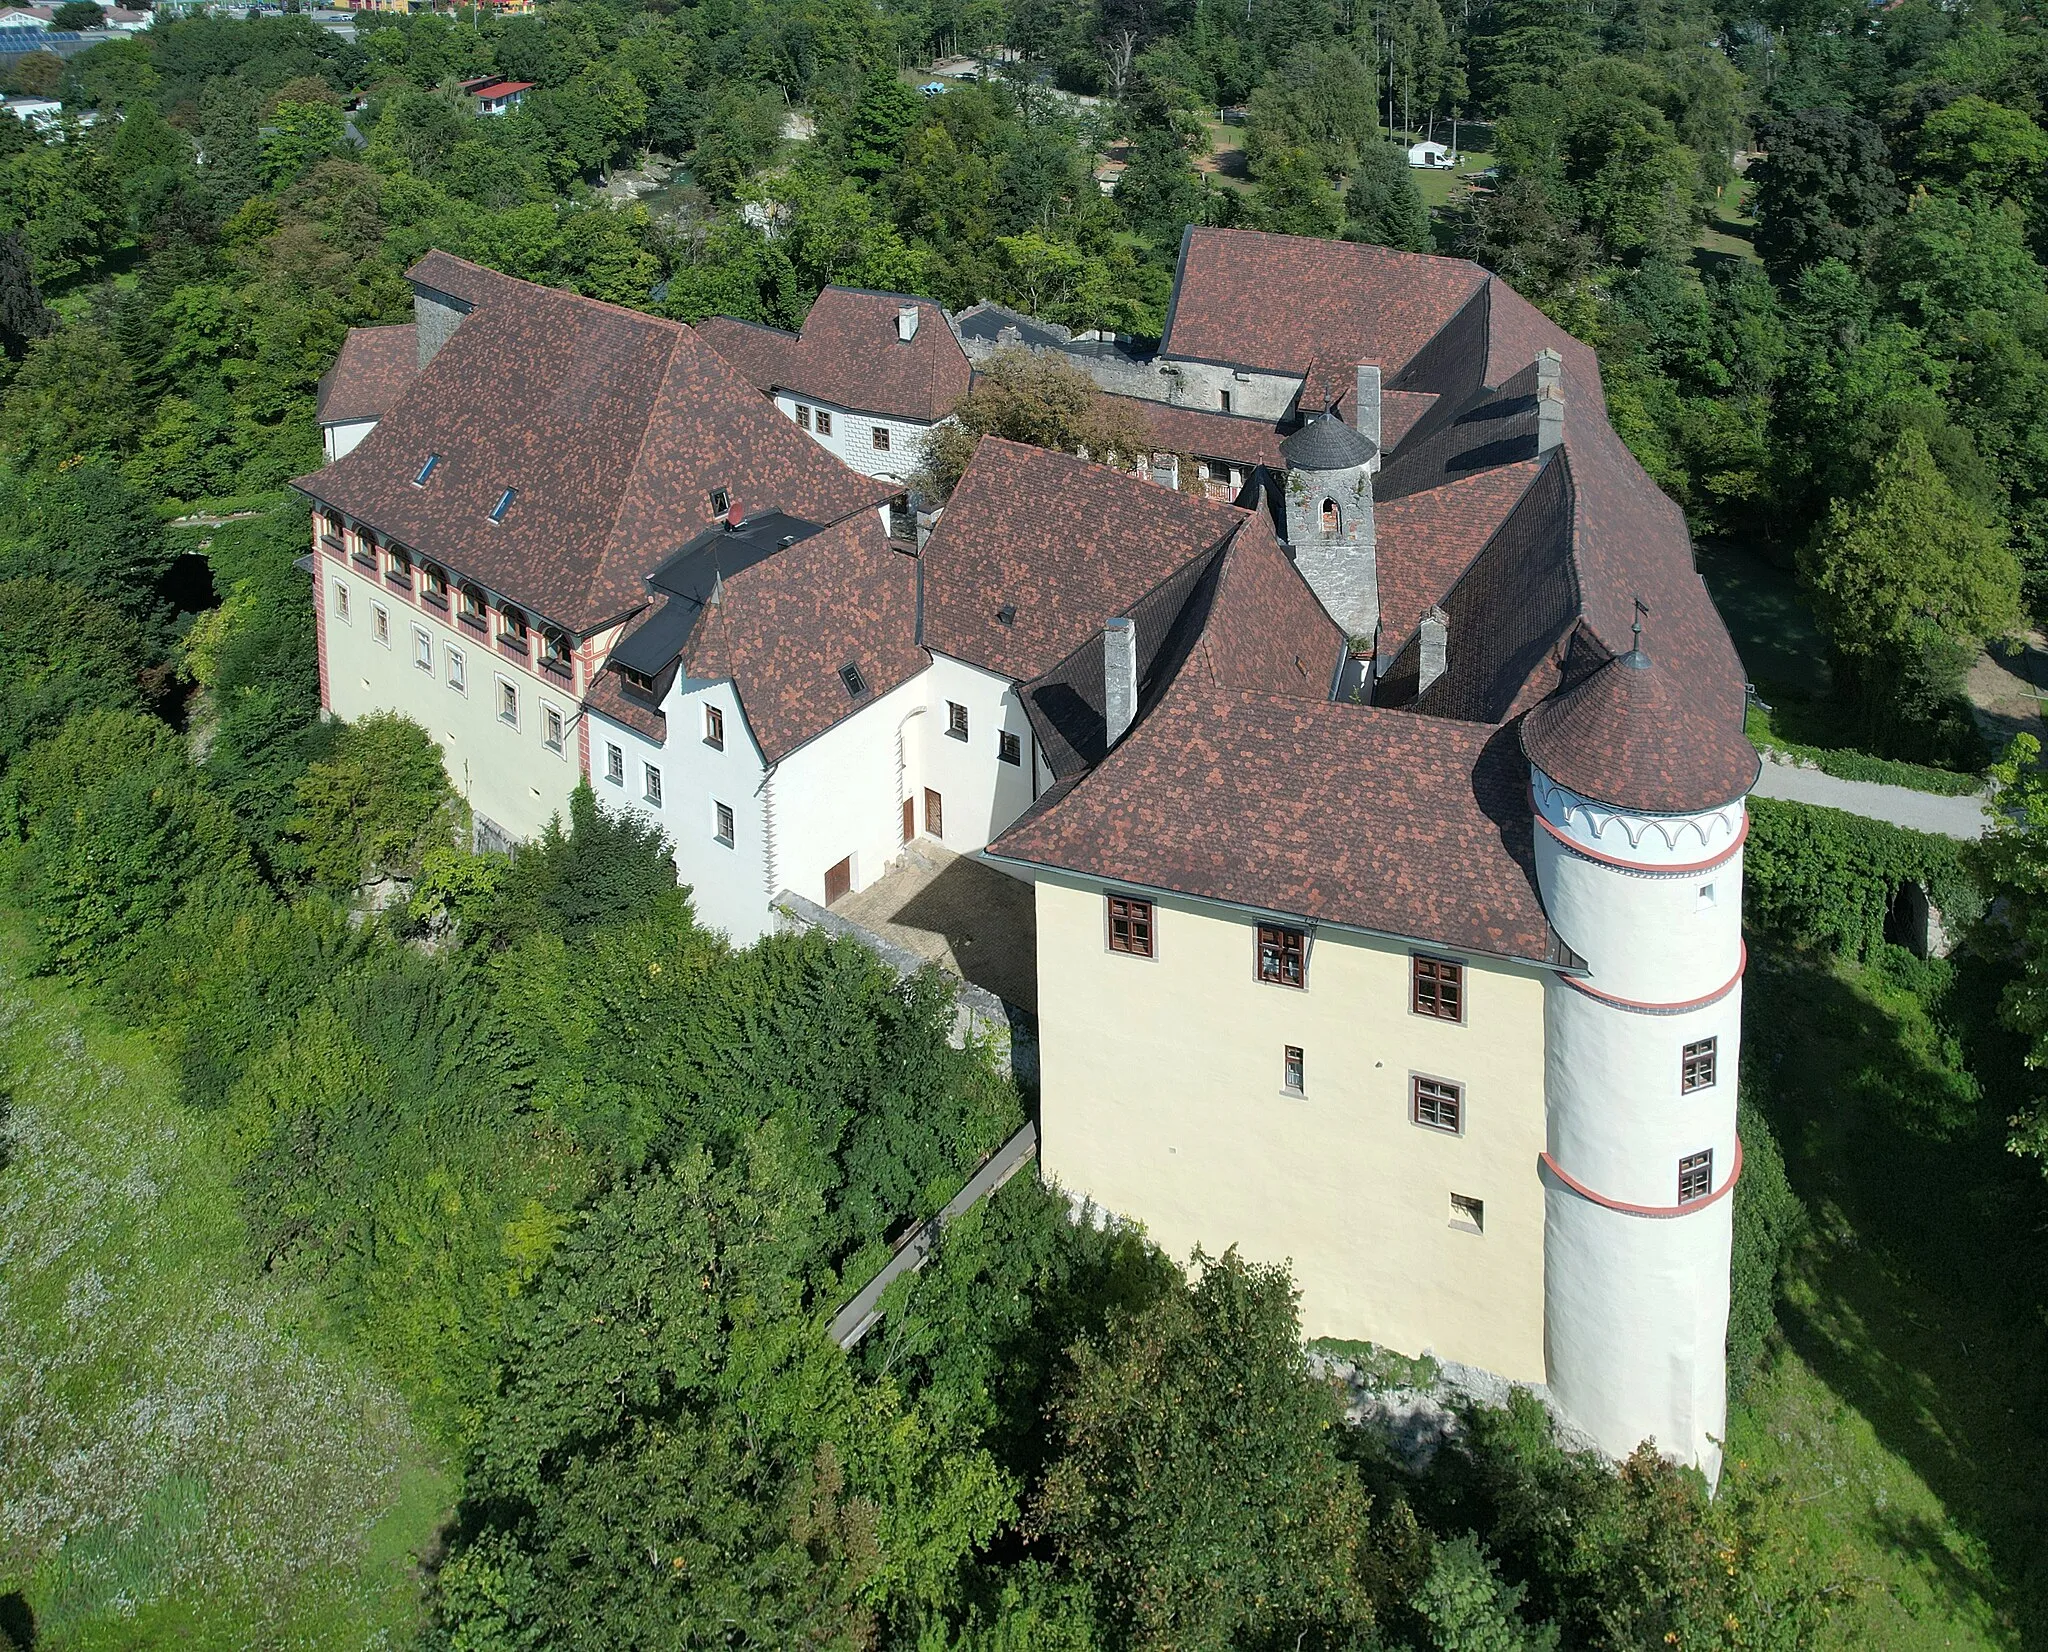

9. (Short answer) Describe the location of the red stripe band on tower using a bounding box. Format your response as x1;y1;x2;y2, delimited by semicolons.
1559;942;1746;1016
1532;798;1748;876
1541;1137;1743;1219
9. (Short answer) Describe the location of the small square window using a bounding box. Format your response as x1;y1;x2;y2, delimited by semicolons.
413;627;433;671
1678;1150;1714;1203
947;701;969;740
1283;1045;1304;1095
372;603;390;646
705;704;725;749
816;409;833;436
447;645;466;692
1412;1075;1463;1134
498;679;518;726
839;662;869;698
1218;388;1233;413
1681;1036;1717;1093
1257;925;1306;989
1450;1193;1484;1233
714;801;734;845
606;742;624;784
796;404;811;430
333;580;351;622
1698;883;1717;911
998;730;1021;765
644;764;663;806
1412;956;1464;1022
1107;894;1153;958
543;703;564;752
872;426;891;451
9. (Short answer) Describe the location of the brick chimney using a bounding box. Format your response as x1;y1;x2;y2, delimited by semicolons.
1535;348;1564;454
1354;360;1382;457
1104;617;1138;748
897;304;921;342
1419;606;1449;694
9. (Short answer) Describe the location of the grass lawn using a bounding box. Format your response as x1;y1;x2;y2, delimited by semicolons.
1734;943;2048;1648
1696;179;1761;270
0;918;450;1649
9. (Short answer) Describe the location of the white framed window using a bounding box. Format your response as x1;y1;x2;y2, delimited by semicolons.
372;602;389;646
872;425;891;451
333;579;352;622
796;404;811;430
542;701;565;753
413;626;432;671
1697;882;1717;911
446;644;466;692
815;409;833;436
705;704;724;749
605;742;624;785
643;763;663;806
497;677;518;727
714;801;734;845
1283;1045;1304;1095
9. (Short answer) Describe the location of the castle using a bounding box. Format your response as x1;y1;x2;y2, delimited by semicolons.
298;228;1758;1481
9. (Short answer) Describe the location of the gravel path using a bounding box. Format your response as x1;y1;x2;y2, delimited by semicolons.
1751;760;1993;839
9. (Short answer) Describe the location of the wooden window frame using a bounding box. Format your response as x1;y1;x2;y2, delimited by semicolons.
605;742;624;785
1411;954;1465;1023
714;801;734;846
1678;1149;1713;1203
643;763;663;807
1411;1074;1464;1135
815;409;833;436
947;700;969;740
796;404;811;430
1106;893;1154;959
1255;924;1307;990
872;425;891;451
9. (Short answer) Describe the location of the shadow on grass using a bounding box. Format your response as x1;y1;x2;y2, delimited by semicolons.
1745;943;2048;1645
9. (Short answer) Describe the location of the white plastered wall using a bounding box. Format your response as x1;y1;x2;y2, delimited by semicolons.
772;391;932;483
1033;872;1550;1380
320;559;578;843
322;418;377;462
917;653;1040;853
769;671;931;909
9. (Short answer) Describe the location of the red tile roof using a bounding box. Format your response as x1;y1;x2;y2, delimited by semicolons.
470;80;534;99
296;254;890;636
1521;639;1759;815
698;288;970;424
919;438;1243;683
1194;510;1343;697
993;684;1560;965
1374;459;1542;652
681;514;923;763
315;324;417;425
1133;400;1285;468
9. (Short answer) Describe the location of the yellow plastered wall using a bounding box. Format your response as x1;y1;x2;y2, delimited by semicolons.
1034;871;1549;1382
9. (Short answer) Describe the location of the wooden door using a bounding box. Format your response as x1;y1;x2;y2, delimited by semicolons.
824;856;851;906
923;788;943;840
901;797;915;843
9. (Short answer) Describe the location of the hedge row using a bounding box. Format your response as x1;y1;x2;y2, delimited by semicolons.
1744;710;1986;796
1745;796;1982;956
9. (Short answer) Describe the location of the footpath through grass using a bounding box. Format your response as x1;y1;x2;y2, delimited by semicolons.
1734;943;2048;1649
0;919;449;1649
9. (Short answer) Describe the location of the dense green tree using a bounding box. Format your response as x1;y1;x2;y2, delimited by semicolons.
1346;141;1431;251
283;713;462;893
914;345;1148;500
0;228;50;359
1244;42;1378;178
51;1;104;30
0;577;154;766
1752;109;1901;281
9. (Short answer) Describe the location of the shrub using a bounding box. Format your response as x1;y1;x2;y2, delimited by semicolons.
1745;796;1979;956
283;711;463;892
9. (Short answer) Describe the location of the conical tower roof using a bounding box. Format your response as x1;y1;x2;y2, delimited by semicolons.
1280;411;1375;472
1520;646;1758;815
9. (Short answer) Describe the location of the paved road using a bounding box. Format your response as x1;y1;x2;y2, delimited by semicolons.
828;1120;1038;1350
1751;759;1992;839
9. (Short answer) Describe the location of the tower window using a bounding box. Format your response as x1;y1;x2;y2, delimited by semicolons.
1412;955;1463;1021
1698;883;1717;911
1412;1075;1463;1134
1681;1037;1717;1093
1320;498;1339;534
1256;925;1306;989
1283;1045;1305;1095
1678;1150;1714;1203
1107;894;1153;957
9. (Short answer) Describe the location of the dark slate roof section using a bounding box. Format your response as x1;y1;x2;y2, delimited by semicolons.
296;254;890;636
954;301;1075;352
1374;358;1544;505
1371;459;1543;655
315;324;417;425
608;511;824;676
991;689;1563;966
1485;277;1604;410
1521;642;1761;814
1377;455;1578;722
919;438;1243;683
1134;400;1286;467
1160;227;1488;390
702;288;971;423
681;513;923;764
1280;411;1375;471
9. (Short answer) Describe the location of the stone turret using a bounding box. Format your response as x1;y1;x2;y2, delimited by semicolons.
1280;411;1379;642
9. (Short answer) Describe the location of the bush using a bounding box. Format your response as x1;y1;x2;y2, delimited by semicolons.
284;711;463;892
1727;1098;1803;1405
1745;796;1980;956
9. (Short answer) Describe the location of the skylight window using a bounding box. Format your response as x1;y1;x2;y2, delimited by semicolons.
838;662;869;698
414;454;440;486
489;486;517;523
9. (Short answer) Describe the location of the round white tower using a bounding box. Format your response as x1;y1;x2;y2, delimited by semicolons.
1520;645;1760;1484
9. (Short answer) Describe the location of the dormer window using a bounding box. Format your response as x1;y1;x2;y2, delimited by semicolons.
458;585;486;625
421;564;447;603
414;454;440;486
619;664;656;696
838;662;869;698
540;630;570;675
498;605;528;648
489;486;517;523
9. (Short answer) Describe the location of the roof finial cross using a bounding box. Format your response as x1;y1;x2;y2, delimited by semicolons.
1632;595;1650;652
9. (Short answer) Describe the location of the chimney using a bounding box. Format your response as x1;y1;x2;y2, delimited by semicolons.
1104;617;1138;748
1535;348;1564;453
897;304;921;342
1419;606;1449;695
1354;360;1382;455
